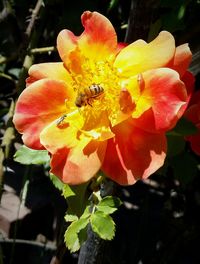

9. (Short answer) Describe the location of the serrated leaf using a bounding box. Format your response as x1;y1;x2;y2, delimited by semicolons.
64;218;89;252
63;183;90;218
64;214;78;222
80;206;91;219
14;145;50;165
90;211;115;240
49;173;64;191
97;196;122;214
62;184;76;198
96;205;117;214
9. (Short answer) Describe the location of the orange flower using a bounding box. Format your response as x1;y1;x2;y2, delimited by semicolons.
184;91;200;155
13;11;193;185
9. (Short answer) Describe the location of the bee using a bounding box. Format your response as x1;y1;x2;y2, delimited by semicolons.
75;84;104;108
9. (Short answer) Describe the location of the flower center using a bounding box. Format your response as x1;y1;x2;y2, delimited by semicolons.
70;57;123;126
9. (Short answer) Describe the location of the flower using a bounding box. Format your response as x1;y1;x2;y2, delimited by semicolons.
13;11;193;185
184;90;200;155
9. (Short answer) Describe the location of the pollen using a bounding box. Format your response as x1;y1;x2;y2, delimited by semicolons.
70;56;125;126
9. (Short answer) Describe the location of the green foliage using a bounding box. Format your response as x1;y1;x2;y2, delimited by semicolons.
64;217;89;253
96;196;122;214
63;183;90;218
49;173;64;191
14;145;50;165
8;68;21;79
108;0;119;11
90;211;115;240
64;192;122;252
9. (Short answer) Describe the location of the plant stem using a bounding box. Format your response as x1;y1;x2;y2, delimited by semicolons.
125;0;159;42
77;180;116;264
77;1;160;263
77;225;107;264
0;0;45;198
30;46;56;54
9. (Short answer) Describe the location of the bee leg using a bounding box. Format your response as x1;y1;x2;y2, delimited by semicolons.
87;98;93;107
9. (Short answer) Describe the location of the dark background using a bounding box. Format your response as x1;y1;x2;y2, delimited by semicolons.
0;0;200;263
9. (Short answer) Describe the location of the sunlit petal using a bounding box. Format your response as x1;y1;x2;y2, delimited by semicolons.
114;31;175;77
102;119;166;185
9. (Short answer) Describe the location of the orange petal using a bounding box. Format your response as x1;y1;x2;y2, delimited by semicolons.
27;62;72;85
169;44;192;77
50;140;107;185
57;29;78;67
132;68;188;133
57;11;118;69
114;31;175;77
79;11;118;60
40;115;107;184
102;119;166;185
13;79;72;150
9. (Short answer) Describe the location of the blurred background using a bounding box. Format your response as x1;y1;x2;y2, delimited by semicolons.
0;0;200;263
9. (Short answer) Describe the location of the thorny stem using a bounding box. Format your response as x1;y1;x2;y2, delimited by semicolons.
0;0;44;197
25;0;44;38
77;179;117;264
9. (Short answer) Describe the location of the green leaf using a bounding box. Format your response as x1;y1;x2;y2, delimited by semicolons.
64;217;89;252
97;196;122;214
90;211;115;240
80;206;91;219
62;184;76;198
108;0;119;11
8;68;21;78
168;117;198;136
63;183;90;218
14;145;50;165
49;173;64;191
64;214;78;222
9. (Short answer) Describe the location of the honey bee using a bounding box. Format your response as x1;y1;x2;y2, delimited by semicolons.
75;84;104;108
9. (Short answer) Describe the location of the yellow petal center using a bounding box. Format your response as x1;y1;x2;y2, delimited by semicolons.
69;56;134;127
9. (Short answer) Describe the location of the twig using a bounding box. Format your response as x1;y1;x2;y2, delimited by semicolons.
0;0;45;198
77;180;117;264
30;46;56;54
25;0;44;39
0;0;14;23
125;0;159;42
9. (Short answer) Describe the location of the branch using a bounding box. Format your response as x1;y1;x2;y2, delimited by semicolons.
25;0;44;39
30;46;56;54
125;0;159;42
77;180;117;264
0;0;45;197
